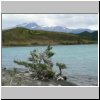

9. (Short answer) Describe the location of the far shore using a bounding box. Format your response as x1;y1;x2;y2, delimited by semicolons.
2;43;98;48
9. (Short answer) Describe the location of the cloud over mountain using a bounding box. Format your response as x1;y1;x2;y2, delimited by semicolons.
2;14;98;30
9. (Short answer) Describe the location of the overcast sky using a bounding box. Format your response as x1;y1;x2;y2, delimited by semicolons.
2;14;98;30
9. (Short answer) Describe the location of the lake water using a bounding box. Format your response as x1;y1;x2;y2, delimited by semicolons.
2;44;98;86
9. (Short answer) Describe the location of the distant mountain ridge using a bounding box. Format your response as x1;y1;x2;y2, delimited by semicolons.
16;22;96;34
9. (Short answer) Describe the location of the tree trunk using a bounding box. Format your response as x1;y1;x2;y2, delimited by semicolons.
59;67;62;75
10;77;13;86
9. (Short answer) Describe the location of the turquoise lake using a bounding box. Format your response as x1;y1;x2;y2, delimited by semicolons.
2;44;98;86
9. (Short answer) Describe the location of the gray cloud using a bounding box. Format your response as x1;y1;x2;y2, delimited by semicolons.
2;14;98;30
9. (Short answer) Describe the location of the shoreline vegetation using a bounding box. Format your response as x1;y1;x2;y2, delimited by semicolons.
2;43;98;47
2;27;98;46
2;45;78;86
2;42;98;47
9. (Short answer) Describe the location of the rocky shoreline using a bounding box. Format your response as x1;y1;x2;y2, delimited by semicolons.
2;67;77;86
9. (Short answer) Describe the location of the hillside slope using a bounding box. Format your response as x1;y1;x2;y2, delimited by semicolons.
2;27;98;46
78;31;98;41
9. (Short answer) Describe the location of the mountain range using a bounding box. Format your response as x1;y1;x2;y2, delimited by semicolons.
16;22;96;34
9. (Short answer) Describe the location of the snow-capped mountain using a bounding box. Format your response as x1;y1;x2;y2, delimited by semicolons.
16;22;94;34
16;22;40;30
